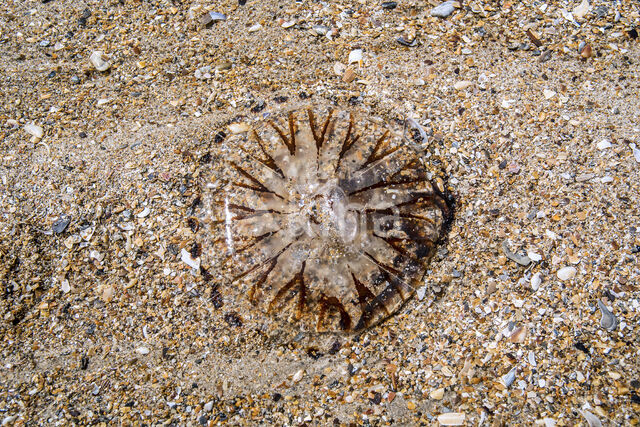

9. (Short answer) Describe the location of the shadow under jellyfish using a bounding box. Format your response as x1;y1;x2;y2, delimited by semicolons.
215;108;453;332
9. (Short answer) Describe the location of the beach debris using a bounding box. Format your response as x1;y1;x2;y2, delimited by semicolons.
597;299;618;331
578;410;602;427
557;266;577;281
348;49;363;65
437;412;465;425
431;1;456;18
24;123;44;140
201;11;226;27
502;241;531;266
89;51;111;71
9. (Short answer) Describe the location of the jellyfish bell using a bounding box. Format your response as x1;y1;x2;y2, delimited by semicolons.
213;108;454;333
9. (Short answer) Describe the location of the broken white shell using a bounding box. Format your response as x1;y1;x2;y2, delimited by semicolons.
24;123;44;139
437;412;466;426
348;49;362;64
181;248;201;270
89;51;111;72
557;266;576;280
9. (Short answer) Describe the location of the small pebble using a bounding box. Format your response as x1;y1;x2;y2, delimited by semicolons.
557;266;576;281
312;25;330;36
575;173;595;182
396;36;417;47
430;1;456;18
135;347;150;355
102;285;114;303
215;61;232;71
437;412;465;425
60;279;71;293
502;241;531;266
52;216;70;233
227;123;250;134
531;273;542;291
594;6;608;18
429;388;444;400
501;367;516;388
527;251;542;262
89;51;111;72
194;66;211;80
2;416;18;425
573;0;590;20
501;99;515;109
600;175;613;184
580;44;593;58
292;369;304;383
596;140;612;150
24;123;44;139
453;80;473;90
201;12;226;27
597;299;617;331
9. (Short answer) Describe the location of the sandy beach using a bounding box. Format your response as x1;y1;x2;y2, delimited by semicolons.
1;0;639;425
